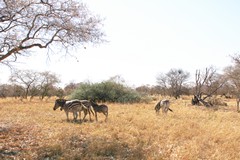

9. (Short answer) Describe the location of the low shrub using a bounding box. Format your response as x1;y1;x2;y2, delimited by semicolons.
70;81;142;103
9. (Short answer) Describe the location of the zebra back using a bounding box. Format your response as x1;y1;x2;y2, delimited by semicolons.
80;100;95;115
61;100;83;112
90;100;108;113
155;99;171;113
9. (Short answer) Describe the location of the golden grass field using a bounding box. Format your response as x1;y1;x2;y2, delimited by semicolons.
0;96;240;160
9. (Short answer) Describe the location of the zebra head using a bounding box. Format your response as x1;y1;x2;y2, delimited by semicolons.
90;99;98;107
53;99;67;110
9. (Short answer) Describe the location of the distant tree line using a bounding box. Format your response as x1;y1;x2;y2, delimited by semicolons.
0;69;64;100
136;57;240;106
0;66;237;102
1;55;240;104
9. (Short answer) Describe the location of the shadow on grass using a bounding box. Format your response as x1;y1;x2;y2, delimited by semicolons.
58;118;97;124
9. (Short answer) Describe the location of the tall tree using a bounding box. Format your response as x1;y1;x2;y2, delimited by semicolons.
224;54;240;112
224;57;240;94
9;69;39;99
156;68;190;99
0;0;104;65
38;71;60;99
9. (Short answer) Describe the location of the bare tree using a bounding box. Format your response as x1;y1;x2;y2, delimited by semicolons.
12;84;24;99
38;71;60;100
156;73;169;96
0;84;8;98
64;82;79;95
156;68;190;99
0;0;104;65
224;66;240;93
9;69;39;99
192;67;226;107
135;85;151;95
0;83;24;98
224;54;240;112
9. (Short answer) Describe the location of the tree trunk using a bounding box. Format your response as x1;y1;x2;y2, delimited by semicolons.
192;94;212;107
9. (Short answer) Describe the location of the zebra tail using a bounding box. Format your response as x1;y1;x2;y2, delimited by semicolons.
168;108;173;112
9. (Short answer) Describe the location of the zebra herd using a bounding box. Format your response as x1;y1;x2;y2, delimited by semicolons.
53;99;108;122
53;98;172;122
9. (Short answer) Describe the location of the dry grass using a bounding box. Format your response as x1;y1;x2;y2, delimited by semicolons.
0;97;240;160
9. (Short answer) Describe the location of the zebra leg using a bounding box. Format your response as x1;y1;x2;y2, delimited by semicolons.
104;112;108;122
88;109;92;121
82;110;88;121
95;112;98;121
165;107;169;113
155;102;161;115
162;105;168;114
89;106;95;121
73;112;78;121
79;111;82;121
162;106;165;114
65;111;69;121
72;112;75;120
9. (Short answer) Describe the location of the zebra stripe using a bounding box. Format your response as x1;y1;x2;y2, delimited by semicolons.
53;99;84;121
79;100;94;121
90;100;108;122
155;99;173;114
63;100;86;111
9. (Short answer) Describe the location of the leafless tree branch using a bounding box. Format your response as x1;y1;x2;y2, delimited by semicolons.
0;0;105;65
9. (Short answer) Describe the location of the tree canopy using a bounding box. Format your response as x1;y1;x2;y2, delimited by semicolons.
0;0;104;65
156;68;190;99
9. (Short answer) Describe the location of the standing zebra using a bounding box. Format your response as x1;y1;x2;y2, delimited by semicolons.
155;99;173;114
79;100;95;122
90;100;108;122
53;99;87;121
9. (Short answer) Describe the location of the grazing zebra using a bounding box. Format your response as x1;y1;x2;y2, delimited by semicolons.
53;99;87;121
90;100;108;121
155;99;173;114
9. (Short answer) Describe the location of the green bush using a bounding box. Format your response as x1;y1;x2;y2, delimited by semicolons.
70;81;142;103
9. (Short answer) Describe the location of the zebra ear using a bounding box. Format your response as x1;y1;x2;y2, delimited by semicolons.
60;99;66;103
90;99;96;104
56;99;65;103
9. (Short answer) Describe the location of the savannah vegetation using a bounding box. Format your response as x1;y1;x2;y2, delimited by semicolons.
1;1;240;159
1;96;240;159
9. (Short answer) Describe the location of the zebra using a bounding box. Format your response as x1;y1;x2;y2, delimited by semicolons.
53;99;88;121
155;99;173;114
79;100;95;122
90;100;108;122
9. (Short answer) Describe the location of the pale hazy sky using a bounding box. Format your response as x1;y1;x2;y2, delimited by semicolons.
1;0;240;87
